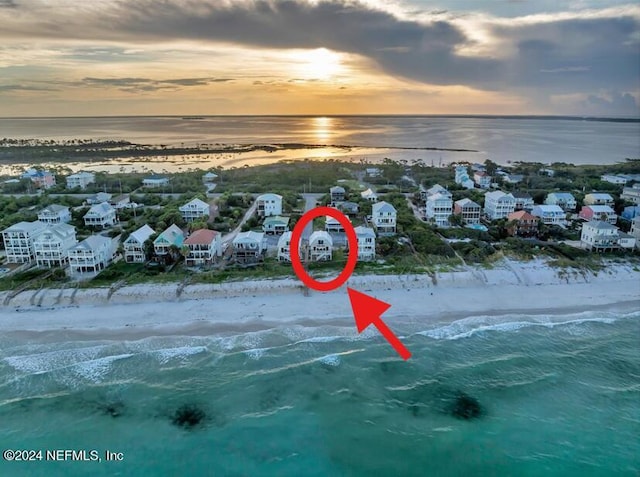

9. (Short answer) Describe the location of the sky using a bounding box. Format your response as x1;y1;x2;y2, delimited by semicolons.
0;0;638;117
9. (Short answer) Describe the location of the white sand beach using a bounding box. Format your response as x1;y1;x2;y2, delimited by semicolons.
1;259;638;338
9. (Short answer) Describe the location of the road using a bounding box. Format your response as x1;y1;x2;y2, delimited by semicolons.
301;193;323;239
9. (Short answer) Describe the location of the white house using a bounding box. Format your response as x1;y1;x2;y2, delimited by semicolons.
263;215;290;234
308;231;333;261
37;204;71;224
621;184;640;205
484;191;516;220
179;198;210;223
153;224;184;256
66;171;95;190
630;216;640;244
110;194;131;210
84;202;116;228
354;226;376;261
372;201;397;236
142;176;169;188
600;175;627;185
545;192;577;211
583;193;614;207
33;223;77;268
256;193;283;217
531;204;567;226
361;188;378;202
425;191;453;227
618;232;637;250
123;224;155;263
184;229;222;267
512;192;535;211
232;231;266;263
580;221;620;252
68;235;114;277
325;214;351;233
86;192;112;205
453;198;482;225
503;174;524;184
365;167;382;178
420;184;447;202
474;171;492;189
1;221;48;264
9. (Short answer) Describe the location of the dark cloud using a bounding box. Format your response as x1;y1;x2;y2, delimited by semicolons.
586;90;639;116
0;83;56;91
0;0;17;8
80;76;233;92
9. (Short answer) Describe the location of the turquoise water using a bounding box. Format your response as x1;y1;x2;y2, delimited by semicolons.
0;311;639;476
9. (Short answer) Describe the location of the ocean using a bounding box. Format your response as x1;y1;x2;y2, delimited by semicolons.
1;116;639;173
1;311;638;476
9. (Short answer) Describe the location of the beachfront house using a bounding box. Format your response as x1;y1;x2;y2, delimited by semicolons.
83;202;117;228
263;215;290;235
372;201;397;236
545;192;577;212
579;205;617;224
512;192;534;211
142;175;169;188
308;231;333;261
474;171;491;189
507;211;539;237
621;184;640;205
154;224;184;257
37;204;71;224
580;221;620;252
484;191;516;220
1;221;47;263
629;217;640;247
179;198;210;223
232;231;266;264
256;193;283;217
621;205;640;220
453;198;481;225
123;224;155;263
354;226;376;261
531;205;567;226
619;232;637;250
455;165;475;190
68;235;115;277
184;229;222;267
330;186;346;204
33;223;77;268
360;188;378;202
425;190;453;227
86;192;112;205
66;171;95;190
584;193;614;207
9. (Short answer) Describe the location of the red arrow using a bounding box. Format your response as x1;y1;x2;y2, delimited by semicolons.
347;287;411;360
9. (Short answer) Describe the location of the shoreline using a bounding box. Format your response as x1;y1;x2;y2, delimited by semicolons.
1;260;638;338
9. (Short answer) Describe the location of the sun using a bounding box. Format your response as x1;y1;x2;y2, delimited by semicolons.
290;48;343;80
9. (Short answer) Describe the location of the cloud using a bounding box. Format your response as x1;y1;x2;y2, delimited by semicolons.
586;90;639;116
0;0;17;8
79;76;233;92
0;0;638;114
0;83;56;92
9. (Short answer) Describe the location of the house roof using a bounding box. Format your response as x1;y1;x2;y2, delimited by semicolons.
154;224;184;246
355;226;376;238
40;204;68;213
508;210;537;221
455;198;480;208
310;230;333;245
512;191;533;199
67;171;95;178
264;215;290;226
584;205;615;213
585;193;614;200
144;175;168;181
233;230;264;245
2;220;46;234
548;192;575;200
372;201;396;214
584;220;618;230
181;198;209;209
184;229;219;245
203;172;218;178
85;202;115;216
256;193;282;201
128;224;155;244
70;235;111;251
485;190;513;200
330;186;346;193
34;223;75;241
428;192;452;202
532;204;564;212
361;188;377;198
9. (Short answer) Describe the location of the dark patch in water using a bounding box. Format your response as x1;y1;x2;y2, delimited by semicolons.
450;393;482;420
172;404;206;429
606;359;640;378
259;387;282;411
103;401;124;418
409;404;420;417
